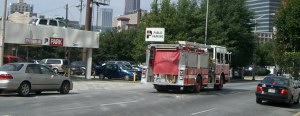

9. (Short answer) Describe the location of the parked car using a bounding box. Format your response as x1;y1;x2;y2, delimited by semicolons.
70;61;102;75
29;18;66;27
104;61;133;69
3;55;26;64
28;59;46;64
0;63;73;96
255;76;300;107
95;63;141;81
70;61;86;75
41;59;68;73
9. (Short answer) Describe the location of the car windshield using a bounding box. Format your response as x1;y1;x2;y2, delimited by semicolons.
0;64;24;71
261;76;289;86
119;65;131;70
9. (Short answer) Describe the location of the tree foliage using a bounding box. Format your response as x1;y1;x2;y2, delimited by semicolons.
274;0;300;77
133;0;254;69
93;28;136;63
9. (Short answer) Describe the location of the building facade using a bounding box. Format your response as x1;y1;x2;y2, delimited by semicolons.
9;0;36;17
124;0;140;15
245;0;283;43
99;8;113;30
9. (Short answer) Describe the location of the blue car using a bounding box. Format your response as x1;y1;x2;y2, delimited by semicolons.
95;63;141;81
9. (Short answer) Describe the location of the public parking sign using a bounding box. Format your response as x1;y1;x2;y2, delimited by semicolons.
145;28;165;42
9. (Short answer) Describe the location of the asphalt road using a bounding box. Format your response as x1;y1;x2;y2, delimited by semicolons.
0;80;299;116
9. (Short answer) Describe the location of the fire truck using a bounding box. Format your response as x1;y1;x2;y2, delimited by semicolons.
141;41;231;92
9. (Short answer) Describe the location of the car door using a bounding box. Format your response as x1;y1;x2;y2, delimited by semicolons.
111;64;120;78
25;64;47;90
40;65;61;90
104;64;113;78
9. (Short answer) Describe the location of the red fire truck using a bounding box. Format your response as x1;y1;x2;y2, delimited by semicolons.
141;41;231;92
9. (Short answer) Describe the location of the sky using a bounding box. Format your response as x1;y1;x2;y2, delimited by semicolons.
1;0;178;25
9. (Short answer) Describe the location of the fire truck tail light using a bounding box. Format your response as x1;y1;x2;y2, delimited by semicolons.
179;70;184;76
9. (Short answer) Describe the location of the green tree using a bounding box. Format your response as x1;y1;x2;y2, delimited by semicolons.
274;0;300;77
93;28;136;63
256;41;275;66
199;0;255;68
133;0;255;69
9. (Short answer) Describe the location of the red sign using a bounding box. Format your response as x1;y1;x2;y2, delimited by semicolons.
50;37;64;46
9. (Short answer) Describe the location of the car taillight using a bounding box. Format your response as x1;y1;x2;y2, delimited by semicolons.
280;89;289;95
0;74;13;79
256;86;263;92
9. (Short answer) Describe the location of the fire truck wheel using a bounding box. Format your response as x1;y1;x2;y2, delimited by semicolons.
194;77;202;93
214;79;223;90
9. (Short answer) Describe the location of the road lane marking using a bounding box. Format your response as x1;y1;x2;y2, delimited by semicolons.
190;108;217;115
51;99;142;112
100;100;140;106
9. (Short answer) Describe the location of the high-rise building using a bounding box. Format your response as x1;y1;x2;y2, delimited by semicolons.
245;0;283;43
9;0;35;16
98;8;113;31
124;0;140;15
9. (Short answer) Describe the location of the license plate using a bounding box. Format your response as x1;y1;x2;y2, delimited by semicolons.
268;89;275;93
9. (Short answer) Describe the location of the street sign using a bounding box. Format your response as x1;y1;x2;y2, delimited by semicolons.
145;28;165;42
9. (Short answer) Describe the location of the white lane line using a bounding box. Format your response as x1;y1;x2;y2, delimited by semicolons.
52;99;142;112
190;108;217;115
100;100;140;106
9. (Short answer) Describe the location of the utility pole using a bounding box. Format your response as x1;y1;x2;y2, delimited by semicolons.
83;0;93;79
79;0;83;28
65;4;69;27
0;0;7;66
205;0;209;45
83;0;92;62
96;5;99;31
65;4;69;60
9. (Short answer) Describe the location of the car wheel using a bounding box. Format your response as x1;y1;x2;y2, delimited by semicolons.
35;91;42;95
256;97;262;104
99;74;105;79
60;82;70;94
124;75;130;81
18;82;31;97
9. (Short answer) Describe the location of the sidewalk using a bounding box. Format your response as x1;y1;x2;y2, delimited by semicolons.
68;75;149;92
229;76;265;83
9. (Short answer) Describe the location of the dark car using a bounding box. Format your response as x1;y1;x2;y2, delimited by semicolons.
95;63;141;81
104;61;133;69
70;61;86;75
70;61;100;75
255;76;300;106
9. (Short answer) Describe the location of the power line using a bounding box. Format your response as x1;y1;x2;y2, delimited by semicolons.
37;5;65;14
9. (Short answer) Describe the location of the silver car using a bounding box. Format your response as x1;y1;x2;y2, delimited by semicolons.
0;63;73;96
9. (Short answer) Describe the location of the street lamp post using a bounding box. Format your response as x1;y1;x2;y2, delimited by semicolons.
205;0;209;45
252;13;275;80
